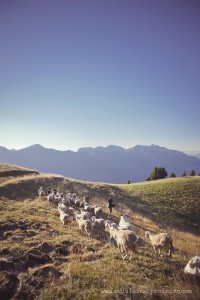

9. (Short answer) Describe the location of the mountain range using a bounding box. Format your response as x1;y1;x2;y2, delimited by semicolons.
0;144;200;183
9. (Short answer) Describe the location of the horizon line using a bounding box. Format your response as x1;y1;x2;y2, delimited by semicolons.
0;143;200;154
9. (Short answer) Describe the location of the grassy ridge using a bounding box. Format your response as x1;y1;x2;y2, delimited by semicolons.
0;163;37;173
0;163;39;185
0;164;200;299
120;177;200;233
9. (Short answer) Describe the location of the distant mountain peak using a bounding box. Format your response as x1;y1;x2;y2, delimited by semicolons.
78;147;94;153
78;145;125;153
0;146;9;151
105;145;125;151
30;144;43;148
150;144;168;150
25;144;45;149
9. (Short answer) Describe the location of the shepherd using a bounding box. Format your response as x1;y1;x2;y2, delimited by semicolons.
107;196;115;214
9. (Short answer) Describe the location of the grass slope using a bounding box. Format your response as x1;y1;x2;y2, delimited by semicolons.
120;177;200;233
0;164;200;300
0;163;39;185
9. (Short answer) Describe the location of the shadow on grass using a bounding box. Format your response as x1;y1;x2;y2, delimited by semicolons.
1;176;199;236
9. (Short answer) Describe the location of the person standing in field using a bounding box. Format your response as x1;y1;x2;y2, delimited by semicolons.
107;196;115;214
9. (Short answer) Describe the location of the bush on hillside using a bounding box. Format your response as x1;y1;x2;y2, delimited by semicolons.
170;172;176;178
146;167;168;181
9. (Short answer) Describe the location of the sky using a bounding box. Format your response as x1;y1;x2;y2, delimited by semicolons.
0;0;200;152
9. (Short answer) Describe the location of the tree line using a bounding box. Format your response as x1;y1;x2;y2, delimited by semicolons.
127;168;197;183
146;167;197;181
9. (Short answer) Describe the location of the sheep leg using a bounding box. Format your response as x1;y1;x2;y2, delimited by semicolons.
168;242;173;256
121;245;129;261
128;253;132;262
168;247;172;256
118;244;127;260
126;249;132;262
122;254;128;260
120;251;128;260
154;245;158;257
124;246;131;262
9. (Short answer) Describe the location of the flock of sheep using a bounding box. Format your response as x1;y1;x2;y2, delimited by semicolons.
38;187;200;277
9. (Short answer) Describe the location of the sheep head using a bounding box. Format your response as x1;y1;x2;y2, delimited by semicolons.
120;215;130;222
144;231;150;238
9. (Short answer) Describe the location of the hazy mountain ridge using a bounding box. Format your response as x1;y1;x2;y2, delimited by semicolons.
0;144;200;183
184;150;200;158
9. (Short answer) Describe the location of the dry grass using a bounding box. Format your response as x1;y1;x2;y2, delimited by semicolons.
0;164;200;299
0;163;36;172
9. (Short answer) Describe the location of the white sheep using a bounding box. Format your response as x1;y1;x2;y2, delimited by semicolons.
62;199;70;206
65;206;76;219
109;225;144;261
119;215;134;231
82;205;90;212
107;223;120;241
58;203;68;213
55;193;63;203
74;199;81;207
59;211;71;226
91;216;105;233
79;201;86;208
48;193;61;205
83;205;95;214
184;256;200;277
83;195;90;203
47;193;54;204
67;192;76;199
75;210;90;220
67;193;77;204
104;220;118;230
76;218;92;239
38;187;45;197
145;231;173;257
94;206;102;217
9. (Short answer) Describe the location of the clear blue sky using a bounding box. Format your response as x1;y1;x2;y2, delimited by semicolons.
1;0;200;152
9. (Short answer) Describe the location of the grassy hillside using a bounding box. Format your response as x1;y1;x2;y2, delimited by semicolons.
0;163;39;185
120;177;200;233
0;164;200;300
